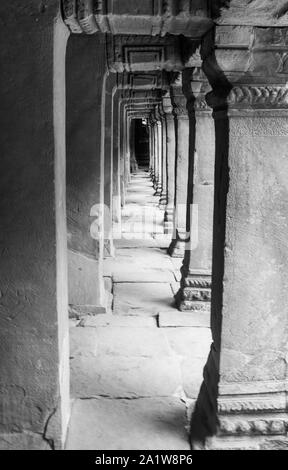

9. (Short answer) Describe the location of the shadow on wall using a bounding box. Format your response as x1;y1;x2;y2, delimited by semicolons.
189;26;232;448
210;0;231;19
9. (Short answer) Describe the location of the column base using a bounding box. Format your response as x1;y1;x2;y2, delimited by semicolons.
190;345;288;450
175;273;211;311
201;411;288;450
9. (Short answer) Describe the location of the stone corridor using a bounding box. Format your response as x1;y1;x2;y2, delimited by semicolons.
66;171;211;450
2;2;288;451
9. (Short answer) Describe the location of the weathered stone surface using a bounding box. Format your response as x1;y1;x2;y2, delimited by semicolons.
69;304;106;318
95;327;173;358
68;250;102;307
213;1;288;26
112;268;175;283
170;281;181;295
113;283;175;315
0;9;69;448
70;327;98;358
115;247;173;270
164;328;212;359
158;312;210;328
66;397;189;450
180;357;207;399
0;432;51;451
80;314;157;328
70;356;182;398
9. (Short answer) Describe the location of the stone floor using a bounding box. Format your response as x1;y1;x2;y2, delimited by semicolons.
66;170;212;450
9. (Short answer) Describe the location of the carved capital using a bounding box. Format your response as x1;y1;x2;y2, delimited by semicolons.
206;85;288;111
202;25;288;111
228;85;288;109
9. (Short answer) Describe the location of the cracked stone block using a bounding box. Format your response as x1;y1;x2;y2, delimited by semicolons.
113;283;175;315
70;327;98;358
70;355;182;399
158;311;210;328
95;327;173;357
65;397;190;450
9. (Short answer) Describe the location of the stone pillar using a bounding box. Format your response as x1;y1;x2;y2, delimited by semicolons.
119;99;127;206
176;72;215;312
148;122;154;178
0;5;69;449
124;111;131;187
151;116;159;190
159;105;168;207
191;26;288;451
154;115;163;196
168;83;190;257
112;88;122;229
163;93;176;235
66;34;107;315
104;73;117;257
129;119;138;173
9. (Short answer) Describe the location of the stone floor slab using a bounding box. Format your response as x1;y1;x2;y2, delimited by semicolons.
164;328;212;359
66;397;189;450
81;314;157;328
180;357;207;399
70;327;98;358
95;327;172;357
113;283;175;315
158;311;211;328
70;355;182;398
112;268;175;283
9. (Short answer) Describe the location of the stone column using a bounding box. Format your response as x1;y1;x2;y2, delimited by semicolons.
119;99;127;206
176;72;215;312
0;5;69;449
159;105;168;207
168;83;190;258
104;73;117;257
112;88;122;230
124;111;131;186
191;26;288;451
163;93;176;235
154;114;163;197
148;122;154;178
129;118;138;173
151;116;159;190
66;34;107;315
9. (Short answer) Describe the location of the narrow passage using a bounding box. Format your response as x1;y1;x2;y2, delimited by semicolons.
66;170;211;450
